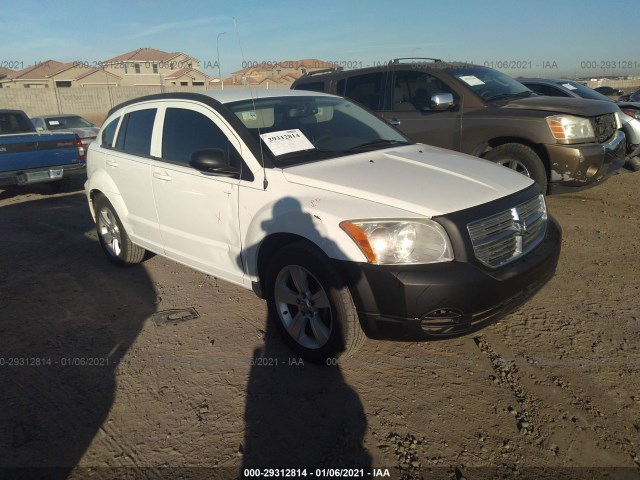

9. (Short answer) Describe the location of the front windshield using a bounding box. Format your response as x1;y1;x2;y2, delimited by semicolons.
45;116;93;129
449;67;534;102
226;95;411;167
555;81;613;102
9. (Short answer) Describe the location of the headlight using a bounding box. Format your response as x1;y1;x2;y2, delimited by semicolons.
340;219;454;264
621;109;640;121
546;115;595;141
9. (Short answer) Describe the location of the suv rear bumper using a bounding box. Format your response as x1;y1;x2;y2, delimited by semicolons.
334;216;561;341
546;130;625;194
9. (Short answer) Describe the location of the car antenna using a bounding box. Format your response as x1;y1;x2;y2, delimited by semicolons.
233;16;268;190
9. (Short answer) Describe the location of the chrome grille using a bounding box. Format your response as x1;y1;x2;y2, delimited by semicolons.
468;195;547;268
592;113;617;143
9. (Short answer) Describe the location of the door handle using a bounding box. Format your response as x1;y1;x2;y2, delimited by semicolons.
389;118;401;126
106;159;119;167
153;170;172;181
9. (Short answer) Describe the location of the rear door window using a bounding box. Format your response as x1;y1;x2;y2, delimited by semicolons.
338;72;389;111
114;108;156;156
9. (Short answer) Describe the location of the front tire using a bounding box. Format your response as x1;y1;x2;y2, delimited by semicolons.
265;242;365;364
484;143;548;193
94;194;146;266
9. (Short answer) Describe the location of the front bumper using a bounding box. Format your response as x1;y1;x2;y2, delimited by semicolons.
546;130;625;194
334;216;561;341
0;162;86;187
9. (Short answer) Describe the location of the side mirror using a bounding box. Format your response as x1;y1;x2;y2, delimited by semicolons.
189;148;239;177
430;93;454;111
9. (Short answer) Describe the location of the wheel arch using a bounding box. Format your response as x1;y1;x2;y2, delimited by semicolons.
478;137;551;181
254;233;326;299
87;170;132;233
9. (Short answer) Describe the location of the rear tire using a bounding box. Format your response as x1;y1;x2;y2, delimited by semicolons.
484;143;548;193
94;194;145;266
265;242;365;364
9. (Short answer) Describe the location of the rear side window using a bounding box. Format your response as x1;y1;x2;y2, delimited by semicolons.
114;109;156;156
101;118;120;147
339;72;387;111
294;81;325;92
0;112;33;134
161;108;235;166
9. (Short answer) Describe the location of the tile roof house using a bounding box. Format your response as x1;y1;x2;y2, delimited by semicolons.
226;59;337;88
0;60;122;88
102;48;205;86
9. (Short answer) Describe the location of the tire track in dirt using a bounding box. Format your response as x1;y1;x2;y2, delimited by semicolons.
475;331;638;468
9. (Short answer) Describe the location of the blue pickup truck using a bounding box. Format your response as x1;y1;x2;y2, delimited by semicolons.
0;109;86;192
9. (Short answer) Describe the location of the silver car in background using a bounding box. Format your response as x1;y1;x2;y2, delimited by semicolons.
30;114;100;148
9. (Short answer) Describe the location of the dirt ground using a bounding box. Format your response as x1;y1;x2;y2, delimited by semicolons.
0;170;639;480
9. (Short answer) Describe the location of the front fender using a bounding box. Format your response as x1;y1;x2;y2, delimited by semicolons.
241;195;367;278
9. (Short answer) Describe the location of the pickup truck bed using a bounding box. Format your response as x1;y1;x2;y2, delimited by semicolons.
0;110;86;188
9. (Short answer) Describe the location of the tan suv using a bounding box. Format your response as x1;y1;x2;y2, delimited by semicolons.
292;59;626;194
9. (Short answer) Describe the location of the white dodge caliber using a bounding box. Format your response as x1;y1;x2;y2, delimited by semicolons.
85;89;561;363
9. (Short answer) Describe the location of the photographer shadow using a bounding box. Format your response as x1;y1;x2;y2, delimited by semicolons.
0;192;156;479
239;197;372;472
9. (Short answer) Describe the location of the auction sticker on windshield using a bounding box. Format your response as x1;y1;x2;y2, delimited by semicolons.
260;129;315;156
458;75;485;86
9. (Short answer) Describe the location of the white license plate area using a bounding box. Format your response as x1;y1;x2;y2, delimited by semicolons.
23;169;64;183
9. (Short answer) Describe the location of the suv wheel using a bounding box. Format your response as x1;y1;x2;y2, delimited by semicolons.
265;242;365;364
94;194;146;266
484;143;548;193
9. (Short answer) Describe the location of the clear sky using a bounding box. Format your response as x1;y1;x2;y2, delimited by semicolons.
2;0;639;78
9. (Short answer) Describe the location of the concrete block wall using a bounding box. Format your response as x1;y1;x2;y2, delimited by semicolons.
0;85;255;125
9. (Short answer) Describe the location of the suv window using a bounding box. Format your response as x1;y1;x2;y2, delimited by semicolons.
337;72;387;110
161;107;237;167
101;118;119;147
295;81;325;92
115;109;156;156
392;71;457;111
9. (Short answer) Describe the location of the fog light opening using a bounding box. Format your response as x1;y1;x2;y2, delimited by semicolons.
586;164;599;177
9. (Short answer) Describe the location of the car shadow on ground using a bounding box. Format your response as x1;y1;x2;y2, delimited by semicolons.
0;192;155;479
239;198;372;473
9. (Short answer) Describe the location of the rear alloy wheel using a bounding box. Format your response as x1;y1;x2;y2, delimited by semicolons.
265;242;365;364
94;194;146;266
484;143;548;193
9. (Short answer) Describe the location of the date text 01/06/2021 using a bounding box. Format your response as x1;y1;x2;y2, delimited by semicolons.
243;468;391;477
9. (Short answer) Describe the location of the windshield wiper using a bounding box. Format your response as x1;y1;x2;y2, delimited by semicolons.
345;139;409;152
274;148;336;161
486;91;534;102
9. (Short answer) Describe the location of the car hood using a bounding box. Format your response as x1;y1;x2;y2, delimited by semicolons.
503;96;617;116
281;145;533;217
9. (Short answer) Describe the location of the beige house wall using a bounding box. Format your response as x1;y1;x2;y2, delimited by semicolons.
104;54;200;86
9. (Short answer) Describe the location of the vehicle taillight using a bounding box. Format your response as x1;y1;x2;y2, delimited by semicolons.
75;136;86;162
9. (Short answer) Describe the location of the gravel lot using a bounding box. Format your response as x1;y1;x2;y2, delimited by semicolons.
0;171;639;480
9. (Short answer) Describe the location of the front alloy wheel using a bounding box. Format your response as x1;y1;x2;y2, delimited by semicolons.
274;265;332;350
266;242;365;363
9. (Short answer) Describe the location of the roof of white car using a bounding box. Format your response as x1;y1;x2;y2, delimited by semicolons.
197;88;336;104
